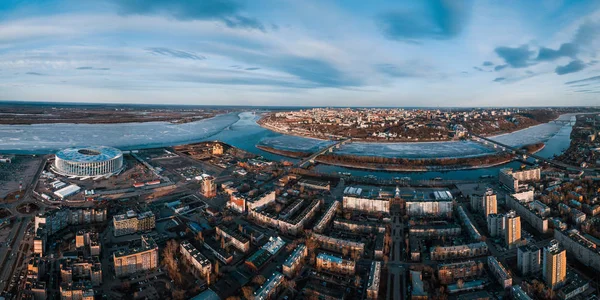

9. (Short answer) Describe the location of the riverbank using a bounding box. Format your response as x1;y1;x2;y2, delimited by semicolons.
257;112;564;144
256;138;546;172
255;145;310;158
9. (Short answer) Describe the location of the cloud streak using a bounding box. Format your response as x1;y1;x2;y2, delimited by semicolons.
146;47;206;60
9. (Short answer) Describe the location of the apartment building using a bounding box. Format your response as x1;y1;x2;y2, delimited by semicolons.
458;206;482;241
366;261;381;300
499;167;540;192
437;260;483;285
313;201;339;233
430;242;488;260
518;244;541;276
282;244;306;277
543;240;567;290
254;272;284;300
112;210;155;237
505;211;522;249
113;235;159;277
316;252;356;275
180;241;212;283
312;233;365;257
488;256;512;288
216;225;250;253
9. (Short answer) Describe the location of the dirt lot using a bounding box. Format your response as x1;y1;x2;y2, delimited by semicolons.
0;156;42;199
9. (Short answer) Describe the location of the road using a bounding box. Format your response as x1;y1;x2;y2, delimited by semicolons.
297;138;351;168
0;216;31;293
386;213;406;300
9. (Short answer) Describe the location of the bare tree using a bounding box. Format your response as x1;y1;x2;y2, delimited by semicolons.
252;275;266;285
241;286;254;300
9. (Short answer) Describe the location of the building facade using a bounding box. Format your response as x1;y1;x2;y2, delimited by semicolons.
505;211;521;249
517;244;541;276
180;241;212;283
543;240;566;290
112;210;155;237
316;252;356;275
113;235;159;277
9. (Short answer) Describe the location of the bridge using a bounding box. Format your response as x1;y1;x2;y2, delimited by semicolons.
468;133;590;172
297;138;352;168
549;119;576;125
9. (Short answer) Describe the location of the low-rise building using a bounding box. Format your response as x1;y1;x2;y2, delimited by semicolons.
488;256;512;288
409;223;461;238
437;260;483;285
180;241;212;283
511;285;533;300
254;272;284;300
316;252;355;275
216;225;250;253
333;218;386;234
312;233;365;257
458;206;482;241
313;201;339;233
366;261;381;300
430;242;488;260
282;244;306;277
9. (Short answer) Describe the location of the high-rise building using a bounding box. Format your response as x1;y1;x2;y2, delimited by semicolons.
112;210;155;237
113;235;158;277
543;240;566;290
505;211;521;248
487;213;505;238
201;175;217;198
517;245;540;276
483;190;497;217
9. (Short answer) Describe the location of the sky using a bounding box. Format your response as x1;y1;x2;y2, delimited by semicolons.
1;0;600;107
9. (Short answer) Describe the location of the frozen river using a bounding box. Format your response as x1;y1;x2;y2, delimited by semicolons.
0;112;574;161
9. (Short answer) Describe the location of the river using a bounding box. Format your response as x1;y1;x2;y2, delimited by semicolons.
0;111;575;180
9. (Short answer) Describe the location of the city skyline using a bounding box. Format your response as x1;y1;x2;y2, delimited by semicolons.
2;0;600;106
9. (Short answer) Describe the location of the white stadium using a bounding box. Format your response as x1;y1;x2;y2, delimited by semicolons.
53;146;124;178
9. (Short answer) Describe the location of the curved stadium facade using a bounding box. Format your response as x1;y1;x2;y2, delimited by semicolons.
54;146;124;177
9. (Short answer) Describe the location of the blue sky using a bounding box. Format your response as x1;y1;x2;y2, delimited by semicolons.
1;0;599;106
